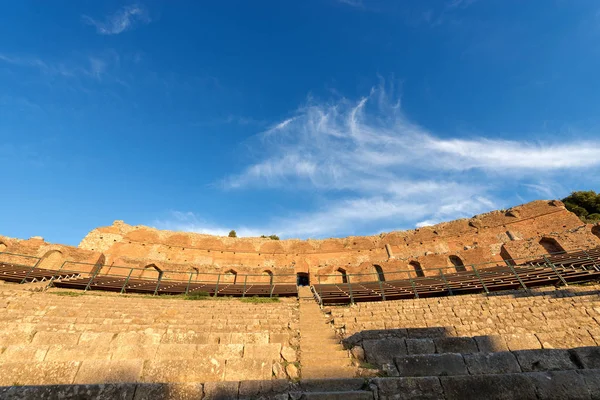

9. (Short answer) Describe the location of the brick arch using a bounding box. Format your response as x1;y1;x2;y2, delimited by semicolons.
262;269;273;284
409;261;424;278
141;263;163;279
223;269;237;284
38;250;64;270
539;237;564;255
0;242;6;253
373;265;385;282
449;255;466;272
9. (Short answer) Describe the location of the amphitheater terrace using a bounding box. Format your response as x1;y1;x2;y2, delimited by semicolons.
1;199;600;399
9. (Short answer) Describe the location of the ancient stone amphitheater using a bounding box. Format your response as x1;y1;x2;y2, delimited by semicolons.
1;200;600;399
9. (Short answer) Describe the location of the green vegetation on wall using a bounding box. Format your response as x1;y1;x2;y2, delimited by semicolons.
562;191;600;223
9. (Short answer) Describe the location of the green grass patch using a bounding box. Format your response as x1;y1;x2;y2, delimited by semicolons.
49;291;84;297
240;296;280;303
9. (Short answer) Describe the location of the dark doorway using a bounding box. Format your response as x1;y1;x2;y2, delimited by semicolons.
409;261;425;278
296;272;309;286
374;265;385;281
500;245;516;266
337;268;348;284
539;237;564;255
449;255;467;272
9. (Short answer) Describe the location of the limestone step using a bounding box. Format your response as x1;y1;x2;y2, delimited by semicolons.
300;391;373;400
301;357;353;368
301;350;349;360
301;366;357;379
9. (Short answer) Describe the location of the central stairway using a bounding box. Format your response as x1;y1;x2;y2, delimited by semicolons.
298;286;357;379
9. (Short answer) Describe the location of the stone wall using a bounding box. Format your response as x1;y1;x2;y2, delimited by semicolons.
2;200;600;281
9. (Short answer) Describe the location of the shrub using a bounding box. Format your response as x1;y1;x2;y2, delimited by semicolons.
183;291;210;300
228;230;237;238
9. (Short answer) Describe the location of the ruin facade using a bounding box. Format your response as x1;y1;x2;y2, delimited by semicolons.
1;200;600;284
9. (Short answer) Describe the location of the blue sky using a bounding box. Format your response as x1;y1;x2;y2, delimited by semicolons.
2;0;600;245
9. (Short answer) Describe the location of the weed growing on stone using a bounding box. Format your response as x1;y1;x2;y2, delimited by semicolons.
49;291;83;297
240;296;280;303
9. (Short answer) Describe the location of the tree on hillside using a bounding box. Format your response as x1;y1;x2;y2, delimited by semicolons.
228;230;237;238
562;190;600;222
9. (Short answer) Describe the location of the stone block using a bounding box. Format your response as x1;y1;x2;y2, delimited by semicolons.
45;344;112;361
504;334;541;351
282;345;298;362
154;344;198;360
526;371;590;400
464;352;521;375
0;361;81;385
579;369;600;400
161;331;212;344
133;383;203;400
440;373;537;400
79;331;116;346
0;384;137;400
110;344;158;360
406;339;436;355
301;378;366;392
434;337;478;354
372;376;444;400
224;359;272;381
31;331;80;346
204;381;240;400
571;346;600;369
74;360;144;384
142;359;226;383
0;345;48;362
394;353;467;377
244;343;281;360
363;338;407;366
473;335;508;352
513;349;577;372
301;391;373;400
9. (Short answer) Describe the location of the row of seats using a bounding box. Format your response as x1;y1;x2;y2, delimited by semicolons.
313;247;600;305
0;261;298;297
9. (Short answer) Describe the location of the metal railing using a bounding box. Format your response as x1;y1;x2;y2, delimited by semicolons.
312;248;600;305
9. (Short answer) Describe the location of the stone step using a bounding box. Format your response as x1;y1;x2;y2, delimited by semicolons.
301;357;353;368
302;366;357;379
302;350;349;360
299;391;373;400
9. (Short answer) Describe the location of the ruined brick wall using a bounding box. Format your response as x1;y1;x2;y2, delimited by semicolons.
75;200;600;280
2;200;599;280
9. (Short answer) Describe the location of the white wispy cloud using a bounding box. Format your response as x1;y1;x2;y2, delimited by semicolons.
83;4;151;35
0;52;116;81
338;0;364;8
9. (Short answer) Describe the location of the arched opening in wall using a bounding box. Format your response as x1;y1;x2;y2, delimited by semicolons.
0;242;6;253
449;255;467;272
296;272;309;286
337;268;348;284
263;269;273;285
373;265;385;281
223;269;237;284
591;226;600;241
539;237;565;255
500;246;516;266
143;264;163;280
409;261;424;278
38;250;64;271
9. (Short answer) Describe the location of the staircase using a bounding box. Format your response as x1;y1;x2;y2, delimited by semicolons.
298;286;358;380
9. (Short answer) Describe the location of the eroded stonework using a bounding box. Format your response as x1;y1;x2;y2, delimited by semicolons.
1;200;600;282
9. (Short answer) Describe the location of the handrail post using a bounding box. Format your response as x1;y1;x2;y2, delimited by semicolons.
214;274;221;297
582;249;599;271
20;257;42;284
377;273;386;301
242;275;248;298
347;274;355;305
407;271;419;299
507;264;528;291
153;273;163;296
84;263;103;292
185;272;193;295
439;268;453;296
120;268;133;294
45;261;67;290
542;255;568;287
471;265;489;294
